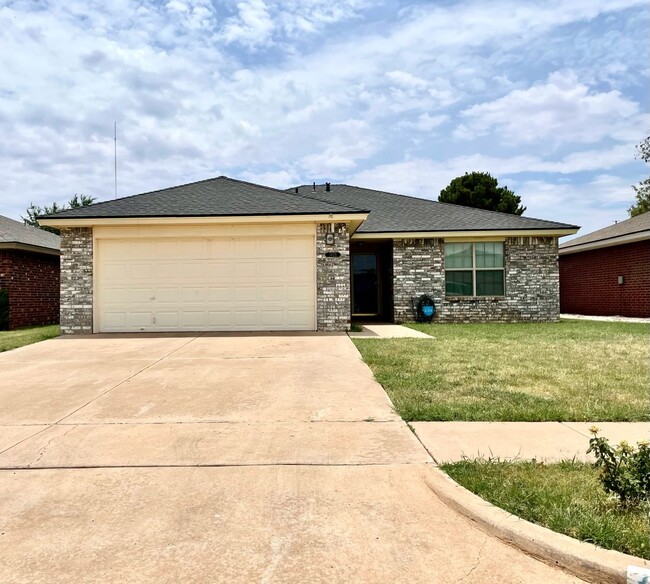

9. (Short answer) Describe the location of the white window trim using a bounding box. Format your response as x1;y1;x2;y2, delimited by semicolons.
445;242;505;297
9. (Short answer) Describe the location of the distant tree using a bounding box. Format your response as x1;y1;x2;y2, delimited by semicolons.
69;194;96;208
629;136;650;217
439;172;526;215
22;194;97;235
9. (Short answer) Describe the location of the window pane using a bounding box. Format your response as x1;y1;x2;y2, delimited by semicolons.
476;242;504;268
445;243;473;269
476;270;504;296
446;271;473;296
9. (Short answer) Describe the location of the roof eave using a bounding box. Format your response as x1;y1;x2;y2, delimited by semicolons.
559;230;650;255
38;212;370;228
0;242;61;255
353;227;579;240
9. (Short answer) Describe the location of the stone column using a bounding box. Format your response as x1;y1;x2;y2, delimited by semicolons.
60;227;93;334
316;222;350;331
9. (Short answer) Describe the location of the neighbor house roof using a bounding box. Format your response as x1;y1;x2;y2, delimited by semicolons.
290;184;578;234
0;215;60;254
560;212;650;254
40;176;367;220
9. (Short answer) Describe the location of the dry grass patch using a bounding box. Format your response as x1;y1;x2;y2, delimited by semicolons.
353;320;649;421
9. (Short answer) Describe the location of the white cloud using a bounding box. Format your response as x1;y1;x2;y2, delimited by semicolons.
455;71;642;145
219;0;274;47
0;0;647;225
400;113;449;133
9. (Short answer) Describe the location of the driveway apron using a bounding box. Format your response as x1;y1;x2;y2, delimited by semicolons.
0;333;585;583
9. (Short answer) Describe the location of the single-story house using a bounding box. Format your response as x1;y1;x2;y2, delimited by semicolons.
38;176;578;334
0;215;61;330
559;213;650;318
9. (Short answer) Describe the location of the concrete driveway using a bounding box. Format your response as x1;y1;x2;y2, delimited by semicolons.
0;333;584;583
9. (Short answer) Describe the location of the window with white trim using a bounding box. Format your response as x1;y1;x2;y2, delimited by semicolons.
445;242;505;296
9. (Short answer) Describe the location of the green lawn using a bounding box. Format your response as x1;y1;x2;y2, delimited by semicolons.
353;320;649;421
0;325;60;352
443;459;649;559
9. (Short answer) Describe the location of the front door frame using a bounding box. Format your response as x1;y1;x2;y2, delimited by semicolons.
350;240;393;322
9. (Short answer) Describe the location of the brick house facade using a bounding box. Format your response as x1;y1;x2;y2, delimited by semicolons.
560;240;650;318
0;216;61;330
0;250;60;329
40;177;577;334
559;214;650;319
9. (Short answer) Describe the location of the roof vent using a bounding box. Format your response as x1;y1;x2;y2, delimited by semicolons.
325;182;331;192
295;187;298;193
312;182;316;191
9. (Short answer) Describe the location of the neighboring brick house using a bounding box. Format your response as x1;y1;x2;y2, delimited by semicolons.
0;215;60;330
559;213;650;318
39;177;577;334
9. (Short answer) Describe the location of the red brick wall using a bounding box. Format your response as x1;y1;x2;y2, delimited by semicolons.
559;240;650;318
0;249;60;329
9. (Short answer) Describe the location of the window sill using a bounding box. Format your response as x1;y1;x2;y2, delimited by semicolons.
445;296;506;302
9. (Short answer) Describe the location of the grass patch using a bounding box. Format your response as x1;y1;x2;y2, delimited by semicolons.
0;325;60;352
443;459;650;559
353;320;649;421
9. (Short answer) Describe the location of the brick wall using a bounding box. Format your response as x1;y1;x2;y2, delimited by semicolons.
60;227;93;334
393;236;560;323
316;222;350;331
559;240;650;318
0;249;60;329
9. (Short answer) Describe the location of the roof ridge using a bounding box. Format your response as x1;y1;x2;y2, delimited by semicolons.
287;186;369;213
228;177;366;213
296;184;578;228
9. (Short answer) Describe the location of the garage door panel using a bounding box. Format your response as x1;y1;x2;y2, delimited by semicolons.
155;288;179;303
207;262;232;279
233;262;257;279
285;238;313;257
98;235;316;332
156;311;179;327
287;286;313;302
153;263;179;280
231;286;256;302
180;288;205;303
207;287;231;302
287;260;313;277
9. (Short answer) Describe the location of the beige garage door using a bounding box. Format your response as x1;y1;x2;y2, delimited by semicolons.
97;235;316;332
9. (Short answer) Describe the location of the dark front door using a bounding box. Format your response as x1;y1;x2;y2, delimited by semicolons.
352;253;379;316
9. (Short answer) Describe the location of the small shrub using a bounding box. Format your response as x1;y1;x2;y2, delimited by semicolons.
0;289;8;330
587;427;650;507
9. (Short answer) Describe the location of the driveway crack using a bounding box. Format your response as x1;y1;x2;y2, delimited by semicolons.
30;425;78;467
457;535;487;582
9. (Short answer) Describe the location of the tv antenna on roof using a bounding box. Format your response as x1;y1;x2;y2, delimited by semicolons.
114;122;118;199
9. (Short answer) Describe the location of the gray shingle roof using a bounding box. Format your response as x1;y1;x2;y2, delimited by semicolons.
290;184;577;233
0;215;60;251
41;176;366;220
560;212;649;249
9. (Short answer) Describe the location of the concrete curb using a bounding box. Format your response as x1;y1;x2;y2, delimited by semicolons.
423;466;649;584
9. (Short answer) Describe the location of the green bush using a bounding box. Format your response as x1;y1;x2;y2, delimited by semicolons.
588;427;650;507
0;289;8;330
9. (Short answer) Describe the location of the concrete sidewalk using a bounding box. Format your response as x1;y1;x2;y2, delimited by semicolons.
348;323;433;338
412;421;649;463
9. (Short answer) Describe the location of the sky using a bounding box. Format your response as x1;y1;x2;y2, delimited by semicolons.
0;0;648;238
